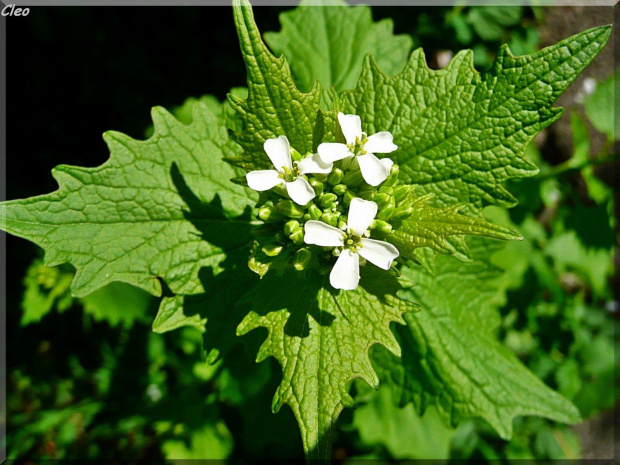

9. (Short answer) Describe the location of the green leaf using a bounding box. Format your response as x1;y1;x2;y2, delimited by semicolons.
162;422;233;460
153;245;257;362
227;0;326;173
467;7;523;42
341;26;611;208
1;102;256;297
81;282;152;328
545;230;613;297
153;296;207;335
352;383;454;459
372;238;580;439
583;67;619;141
264;0;413;102
384;194;522;259
569;111;613;204
237;268;414;459
21;259;151;328
21;261;74;325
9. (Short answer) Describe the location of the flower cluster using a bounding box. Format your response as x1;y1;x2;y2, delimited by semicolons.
246;113;412;290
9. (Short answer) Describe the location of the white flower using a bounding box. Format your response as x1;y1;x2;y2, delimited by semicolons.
303;198;399;290
246;136;332;205
317;112;397;187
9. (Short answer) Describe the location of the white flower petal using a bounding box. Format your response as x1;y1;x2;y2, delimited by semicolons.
364;132;397;153
264;135;292;171
285;178;315;205
338;112;363;145
357;153;392;187
304;220;345;247
347;198;378;235
330;249;360;290
359;238;399;270
317;143;352;164
246;170;283;191
297;153;333;175
380;157;394;172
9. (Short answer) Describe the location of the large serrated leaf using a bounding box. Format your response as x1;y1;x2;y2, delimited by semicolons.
340;26;611;208
0;103;255;297
226;0;327;173
372;238;580;439
237;268;415;459
264;0;412;105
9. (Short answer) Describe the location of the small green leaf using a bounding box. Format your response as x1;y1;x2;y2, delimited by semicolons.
21;261;74;325
467;7;523;42
372;238;581;439
545;230;613;297
153;296;207;334
237;268;414;459
583;67;619;141
352;384;454;459
81;282;151;328
385;194;522;259
1;102;255;297
341;25;611;208
162;422;233;460
227;0;326;172
264;0;412;103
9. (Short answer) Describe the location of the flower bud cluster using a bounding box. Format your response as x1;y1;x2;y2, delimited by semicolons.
248;151;414;278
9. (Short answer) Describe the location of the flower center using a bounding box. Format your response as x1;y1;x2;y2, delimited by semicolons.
279;165;300;183
343;230;363;253
347;133;368;156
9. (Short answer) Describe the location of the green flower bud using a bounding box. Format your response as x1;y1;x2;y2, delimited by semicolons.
337;219;348;230
293;248;312;271
370;219;393;234
393;185;410;203
342;169;364;188
382;163;400;187
372;193;392;209
378;186;393;195
289;229;305;245
275;231;287;244
290;148;303;162
258;206;285;222
343;190;357;206
276;200;305;218
332;184;347;196
303;213;312;221
262;243;284;257
320;212;340;227
284;220;300;236
391;205;414;220
377;200;395;221
327;168;344;185
320;193;338;209
308;204;322;220
309;178;324;196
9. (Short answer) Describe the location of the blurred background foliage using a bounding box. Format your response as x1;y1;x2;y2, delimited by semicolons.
5;3;618;462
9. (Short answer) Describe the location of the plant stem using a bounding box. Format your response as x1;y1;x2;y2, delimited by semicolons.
537;153;619;181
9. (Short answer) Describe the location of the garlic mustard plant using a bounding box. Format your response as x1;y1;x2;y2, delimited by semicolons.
0;0;611;459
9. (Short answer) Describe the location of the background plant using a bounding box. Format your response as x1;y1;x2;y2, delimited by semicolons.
3;2;617;461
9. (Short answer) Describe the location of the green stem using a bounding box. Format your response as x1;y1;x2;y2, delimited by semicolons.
537;153;619;181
